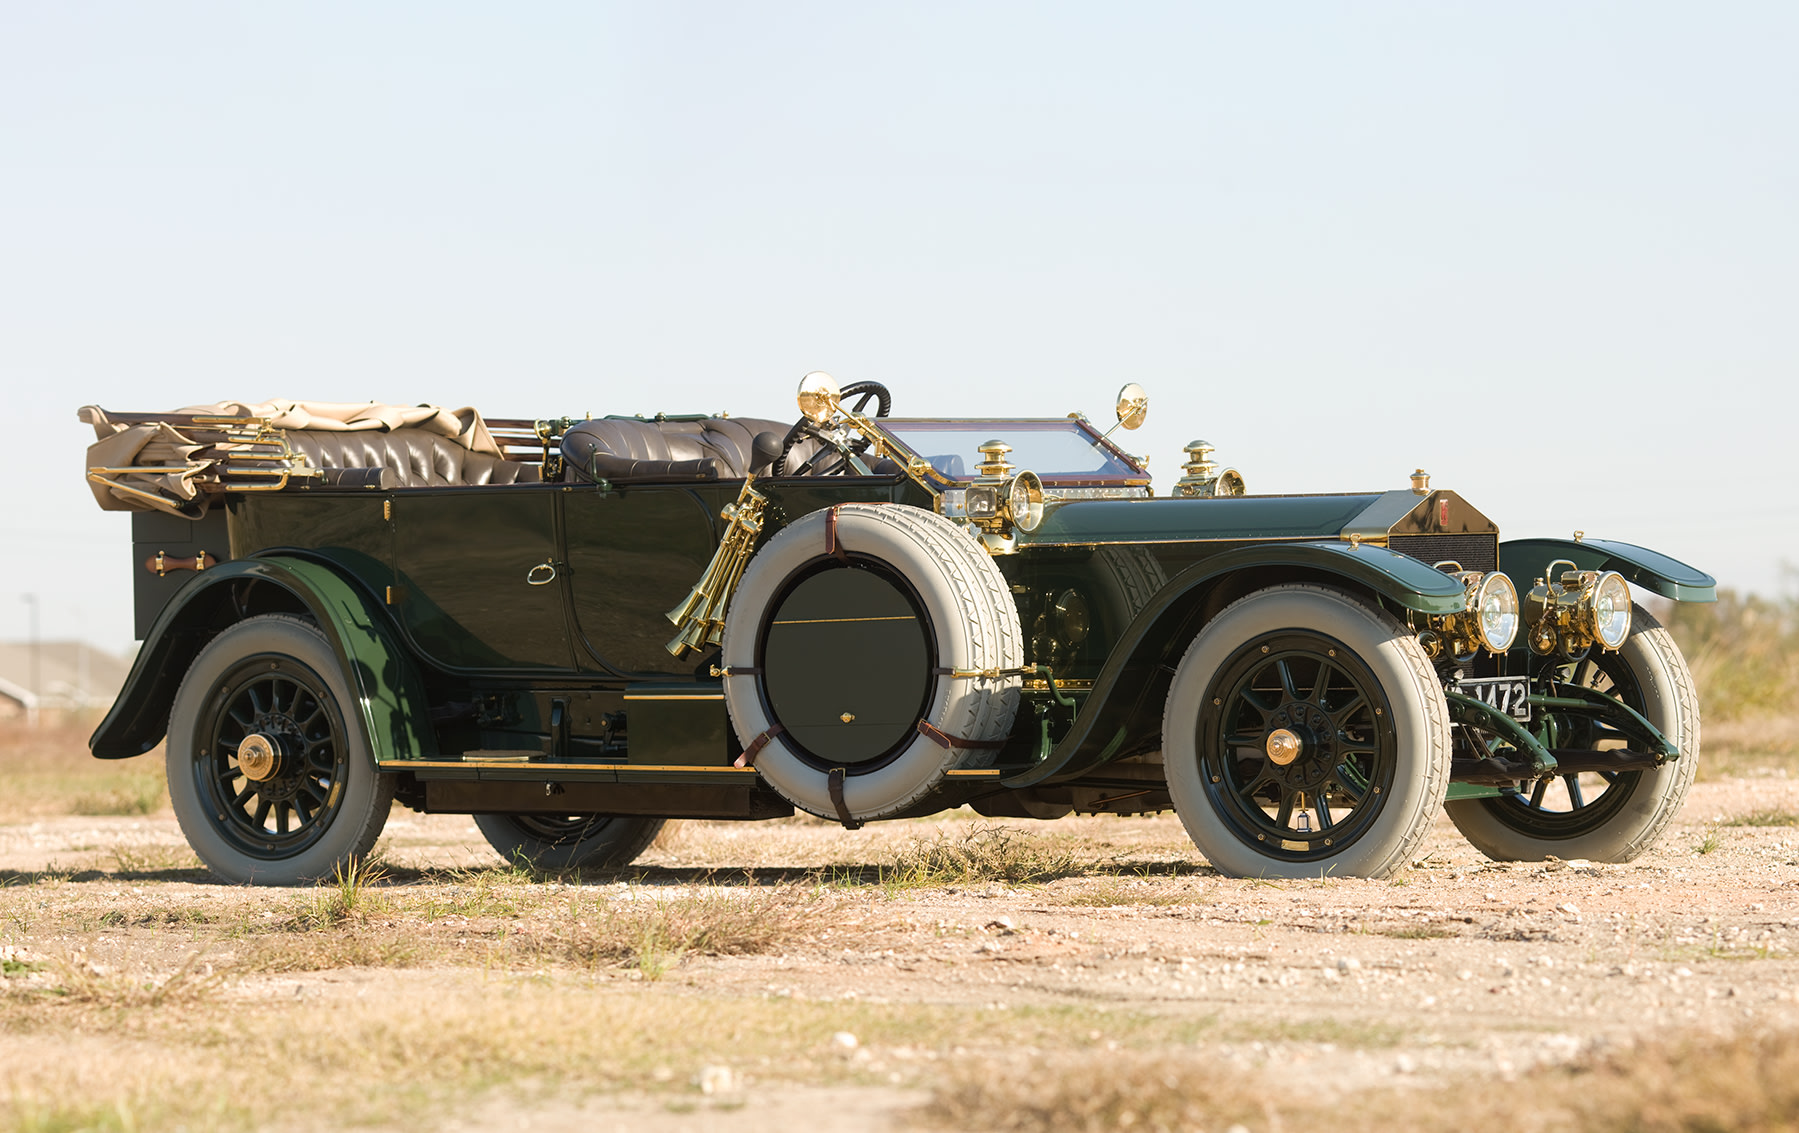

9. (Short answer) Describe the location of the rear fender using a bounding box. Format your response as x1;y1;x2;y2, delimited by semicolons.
90;554;436;765
1501;538;1715;603
1002;541;1465;787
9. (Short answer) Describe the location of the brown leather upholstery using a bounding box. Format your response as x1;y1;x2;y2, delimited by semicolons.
285;429;542;487
562;417;804;483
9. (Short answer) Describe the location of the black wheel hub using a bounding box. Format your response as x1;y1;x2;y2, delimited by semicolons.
1265;704;1335;791
195;655;349;859
1198;631;1398;862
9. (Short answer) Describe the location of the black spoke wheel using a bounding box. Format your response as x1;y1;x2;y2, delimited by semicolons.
1200;632;1399;863
1164;585;1450;879
167;615;394;885
1447;603;1698;862
473;813;665;870
199;653;349;857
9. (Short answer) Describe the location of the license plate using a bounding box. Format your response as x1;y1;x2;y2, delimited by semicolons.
1453;676;1531;722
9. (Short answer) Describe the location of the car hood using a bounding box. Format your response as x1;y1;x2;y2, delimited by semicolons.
1019;489;1497;547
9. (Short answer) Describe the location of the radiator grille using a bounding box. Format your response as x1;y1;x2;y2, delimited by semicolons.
1388;533;1498;575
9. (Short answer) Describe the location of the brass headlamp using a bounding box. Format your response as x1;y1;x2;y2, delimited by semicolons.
964;440;1045;536
1523;562;1632;656
1418;564;1519;659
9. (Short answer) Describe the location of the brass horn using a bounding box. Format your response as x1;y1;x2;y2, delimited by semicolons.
665;479;770;656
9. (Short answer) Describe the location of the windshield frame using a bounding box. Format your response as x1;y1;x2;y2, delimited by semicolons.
865;416;1152;489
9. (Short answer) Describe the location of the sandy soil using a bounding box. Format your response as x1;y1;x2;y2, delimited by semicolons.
3;776;1798;1130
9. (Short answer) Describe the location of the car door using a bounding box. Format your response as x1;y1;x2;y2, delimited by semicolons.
561;480;723;677
389;485;576;671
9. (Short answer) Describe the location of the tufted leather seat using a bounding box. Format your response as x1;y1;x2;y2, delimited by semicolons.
285;429;542;488
561;416;807;483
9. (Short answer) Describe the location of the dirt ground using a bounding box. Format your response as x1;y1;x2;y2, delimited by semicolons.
3;764;1799;1132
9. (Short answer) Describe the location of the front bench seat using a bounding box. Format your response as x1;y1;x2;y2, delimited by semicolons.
562;416;805;483
285;429;542;488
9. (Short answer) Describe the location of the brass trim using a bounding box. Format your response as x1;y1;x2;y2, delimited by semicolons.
621;693;726;701
1265;728;1301;766
237;734;279;781
770;615;917;625
665;478;769;656
944;769;1003;778
378;760;759;774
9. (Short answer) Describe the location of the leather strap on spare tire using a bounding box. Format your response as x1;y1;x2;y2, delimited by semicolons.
720;503;1023;823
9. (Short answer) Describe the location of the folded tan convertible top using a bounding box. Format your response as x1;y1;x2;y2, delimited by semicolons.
80;399;503;515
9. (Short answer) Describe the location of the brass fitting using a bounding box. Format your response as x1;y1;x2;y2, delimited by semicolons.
976;439;1014;480
1522;562;1633;656
1173;440;1246;498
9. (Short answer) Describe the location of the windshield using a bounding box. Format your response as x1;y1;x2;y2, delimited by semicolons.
877;419;1142;481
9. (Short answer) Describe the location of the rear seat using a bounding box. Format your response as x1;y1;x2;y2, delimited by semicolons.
560;416;803;483
285;429;542;487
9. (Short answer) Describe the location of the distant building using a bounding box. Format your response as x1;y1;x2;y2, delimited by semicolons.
0;641;134;721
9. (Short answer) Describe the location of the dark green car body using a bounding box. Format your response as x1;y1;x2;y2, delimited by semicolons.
92;431;1714;825
84;392;1712;888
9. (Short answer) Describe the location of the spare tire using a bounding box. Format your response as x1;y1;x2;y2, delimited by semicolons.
720;504;1022;821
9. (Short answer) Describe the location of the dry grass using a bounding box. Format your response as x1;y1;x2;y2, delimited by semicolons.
880;824;1087;889
1052;878;1211;907
223;870;829;980
549;885;826;978
1725;807;1799;828
1663;590;1799;726
921;1029;1799;1133
0;719;168;820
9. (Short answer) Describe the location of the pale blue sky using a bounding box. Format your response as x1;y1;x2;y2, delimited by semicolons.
3;2;1794;652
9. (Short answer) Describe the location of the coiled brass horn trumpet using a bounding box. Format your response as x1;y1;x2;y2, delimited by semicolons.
665;479;770;656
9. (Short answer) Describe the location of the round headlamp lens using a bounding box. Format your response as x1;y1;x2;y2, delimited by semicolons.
1007;470;1045;533
1474;571;1519;653
1592;571;1632;649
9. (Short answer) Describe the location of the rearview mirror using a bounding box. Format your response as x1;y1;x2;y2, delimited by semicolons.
1115;382;1148;430
797;371;841;424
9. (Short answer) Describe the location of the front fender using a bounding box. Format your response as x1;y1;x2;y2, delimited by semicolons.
1002;540;1466;788
1501;538;1716;603
90;554;437;765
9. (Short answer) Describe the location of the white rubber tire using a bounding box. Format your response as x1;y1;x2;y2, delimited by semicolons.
167;615;394;886
1445;604;1698;863
720;504;1022;821
1163;584;1451;880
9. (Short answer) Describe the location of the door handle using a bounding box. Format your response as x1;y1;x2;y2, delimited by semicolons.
526;562;558;586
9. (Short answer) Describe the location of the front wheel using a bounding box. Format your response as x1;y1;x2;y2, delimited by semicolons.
473;813;666;869
1445;604;1697;862
1163;585;1451;879
166;614;394;885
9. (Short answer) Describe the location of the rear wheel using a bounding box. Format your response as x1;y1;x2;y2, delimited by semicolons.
1446;604;1697;862
1163;585;1450;879
166;614;394;885
473;813;666;869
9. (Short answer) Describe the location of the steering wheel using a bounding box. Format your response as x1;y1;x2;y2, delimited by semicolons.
772;380;892;476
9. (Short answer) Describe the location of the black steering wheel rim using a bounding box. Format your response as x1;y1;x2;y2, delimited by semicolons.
771;380;892;475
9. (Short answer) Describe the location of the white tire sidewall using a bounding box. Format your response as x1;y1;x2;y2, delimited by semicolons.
722;505;1020;820
1445;606;1698;862
1163;585;1448;879
166;616;388;885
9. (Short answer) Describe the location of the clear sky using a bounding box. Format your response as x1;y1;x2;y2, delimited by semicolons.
3;2;1794;654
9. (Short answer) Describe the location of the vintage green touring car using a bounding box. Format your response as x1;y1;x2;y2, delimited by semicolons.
80;376;1715;884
